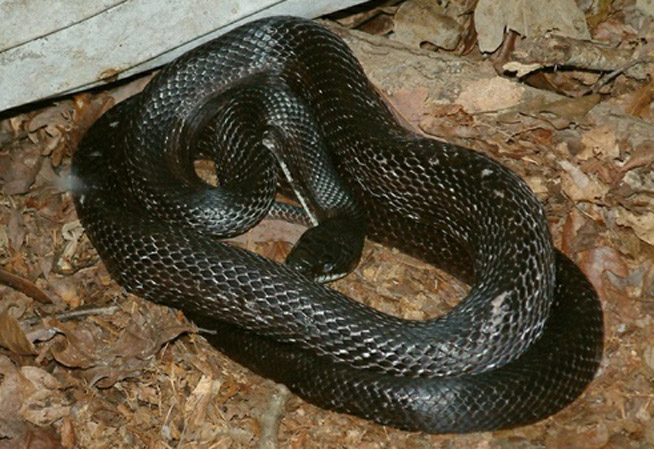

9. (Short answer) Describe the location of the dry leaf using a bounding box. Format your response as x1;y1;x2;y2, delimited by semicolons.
7;208;26;252
3;426;61;449
0;145;43;195
27;103;72;133
545;422;609;449
392;0;462;50
579;246;629;294
620;141;654;174
615;208;654;246
456;77;525;113
19;366;70;426
228;219;305;248
558;160;609;202
0;356;65;448
537;94;601;124
51;303;192;388
0;307;37;355
579;125;619;160
613;169;654;246
503;94;600;129
626;76;654;119
0;355;31;420
475;0;591;53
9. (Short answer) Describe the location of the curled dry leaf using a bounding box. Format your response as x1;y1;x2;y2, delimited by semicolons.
0;145;43;195
558;160;609;202
51;303;193;388
0;307;37;355
69;94;114;152
60;416;76;449
643;345;654;377
474;0;591;53
19;366;70;426
613;169;654;246
619;141;654;175
392;0;462;50
27;103;72;134
579;246;629;301
0;355;67;447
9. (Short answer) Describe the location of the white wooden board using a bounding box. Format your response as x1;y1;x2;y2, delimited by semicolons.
0;0;368;112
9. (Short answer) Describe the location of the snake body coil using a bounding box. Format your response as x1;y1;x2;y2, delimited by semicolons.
72;16;603;433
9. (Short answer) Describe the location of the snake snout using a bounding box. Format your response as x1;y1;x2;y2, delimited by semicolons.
285;217;365;283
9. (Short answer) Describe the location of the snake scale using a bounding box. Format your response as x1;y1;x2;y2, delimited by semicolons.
71;16;603;433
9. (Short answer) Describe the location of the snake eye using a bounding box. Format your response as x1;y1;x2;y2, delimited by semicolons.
321;261;336;273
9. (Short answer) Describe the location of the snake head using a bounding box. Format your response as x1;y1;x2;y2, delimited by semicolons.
285;217;365;283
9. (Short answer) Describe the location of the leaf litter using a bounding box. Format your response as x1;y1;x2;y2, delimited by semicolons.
0;1;654;448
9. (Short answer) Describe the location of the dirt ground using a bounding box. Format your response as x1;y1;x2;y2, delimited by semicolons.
1;1;654;448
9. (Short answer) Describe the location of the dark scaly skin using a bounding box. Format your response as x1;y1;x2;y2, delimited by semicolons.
71;16;603;433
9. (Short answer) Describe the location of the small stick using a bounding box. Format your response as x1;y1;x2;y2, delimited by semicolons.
23;304;122;326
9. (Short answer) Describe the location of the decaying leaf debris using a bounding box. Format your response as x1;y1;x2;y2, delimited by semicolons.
1;1;654;448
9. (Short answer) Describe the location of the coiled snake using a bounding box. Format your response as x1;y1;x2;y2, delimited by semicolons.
71;16;603;433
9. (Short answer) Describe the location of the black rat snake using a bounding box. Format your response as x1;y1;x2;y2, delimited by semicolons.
71;16;603;433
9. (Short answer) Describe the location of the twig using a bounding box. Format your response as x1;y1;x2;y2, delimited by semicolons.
22;304;122;326
506;34;650;80
590;57;654;94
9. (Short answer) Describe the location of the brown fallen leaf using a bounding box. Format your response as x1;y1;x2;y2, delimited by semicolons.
558;159;609;202
579;124;619;160
15;426;62;449
0;355;65;449
0;145;43;195
626;76;654;119
545;422;609;449
51;302;192;388
392;0;462;50
579;246;630;308
475;0;590;53
618;141;654;179
0;268;56;304
59;416;75;449
456;76;525;113
27;103;72;133
613;166;654;246
229;219;305;249
0;355;32;421
561;207;587;255
615;207;654;247
19;366;70;426
523;94;601;127
7;208;26;252
0;306;37;355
